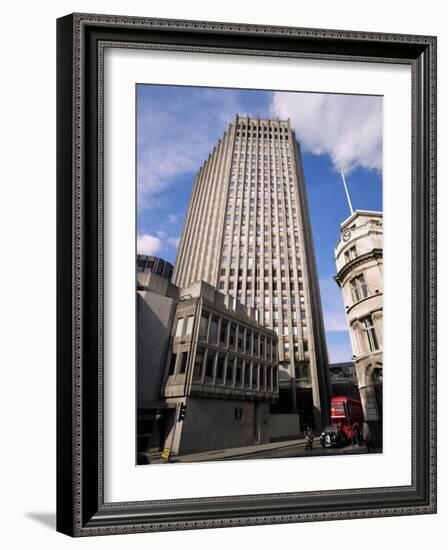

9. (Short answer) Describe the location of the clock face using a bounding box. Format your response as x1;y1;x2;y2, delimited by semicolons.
342;230;351;242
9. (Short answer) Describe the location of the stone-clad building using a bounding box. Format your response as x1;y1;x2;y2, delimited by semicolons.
334;210;383;445
136;266;179;455
163;280;279;455
137;254;173;279
136;264;282;458
172;115;331;430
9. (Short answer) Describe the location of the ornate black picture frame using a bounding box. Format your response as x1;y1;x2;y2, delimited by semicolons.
56;13;437;536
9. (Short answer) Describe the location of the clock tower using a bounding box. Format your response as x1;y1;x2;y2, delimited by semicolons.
334;210;383;447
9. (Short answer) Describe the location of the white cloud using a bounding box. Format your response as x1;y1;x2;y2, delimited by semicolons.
153;230;180;250
136;234;161;256
137;87;256;210
138;107;200;200
167;213;180;224
270;92;382;173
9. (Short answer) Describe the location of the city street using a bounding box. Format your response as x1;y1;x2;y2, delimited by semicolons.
149;436;379;464
226;441;371;460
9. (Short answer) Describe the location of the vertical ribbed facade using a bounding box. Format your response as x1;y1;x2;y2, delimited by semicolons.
173;115;331;429
173;124;235;289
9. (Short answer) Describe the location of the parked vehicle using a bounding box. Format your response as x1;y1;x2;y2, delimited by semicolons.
330;396;364;442
320;426;347;448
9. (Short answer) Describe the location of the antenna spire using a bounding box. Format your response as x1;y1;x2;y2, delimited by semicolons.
340;171;354;215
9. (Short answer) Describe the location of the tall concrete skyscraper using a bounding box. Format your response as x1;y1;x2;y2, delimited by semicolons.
173;115;330;429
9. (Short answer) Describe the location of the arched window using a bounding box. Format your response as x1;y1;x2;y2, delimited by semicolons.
349;273;369;303
372;366;383;420
361;315;379;352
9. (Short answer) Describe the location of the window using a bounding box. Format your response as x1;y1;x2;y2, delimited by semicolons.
216;353;225;381
199;312;209;341
237;326;244;352
175;318;183;337
246;330;252;354
362;315;379;351
266;338;271;360
220;320;228;346
229;323;237;348
236;358;243;385
205;352;216;379
344;245;358;263
244;362;251;388
267;367;272;390
226;356;234;384
185;315;194;336
259;366;266;390
252;364;259;389
179;352;188;374
193;348;205;380
209;316;219;344
253;333;259;356
168;353;177;376
350;273;369;302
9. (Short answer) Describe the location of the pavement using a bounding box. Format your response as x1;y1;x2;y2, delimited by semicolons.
148;435;377;464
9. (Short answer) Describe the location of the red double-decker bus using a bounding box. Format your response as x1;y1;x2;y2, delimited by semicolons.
330;397;364;440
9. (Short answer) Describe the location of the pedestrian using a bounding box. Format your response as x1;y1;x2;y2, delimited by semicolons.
336;425;344;447
362;421;373;452
304;426;313;450
352;422;359;447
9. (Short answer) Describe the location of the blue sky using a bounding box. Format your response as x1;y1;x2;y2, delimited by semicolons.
136;85;383;363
